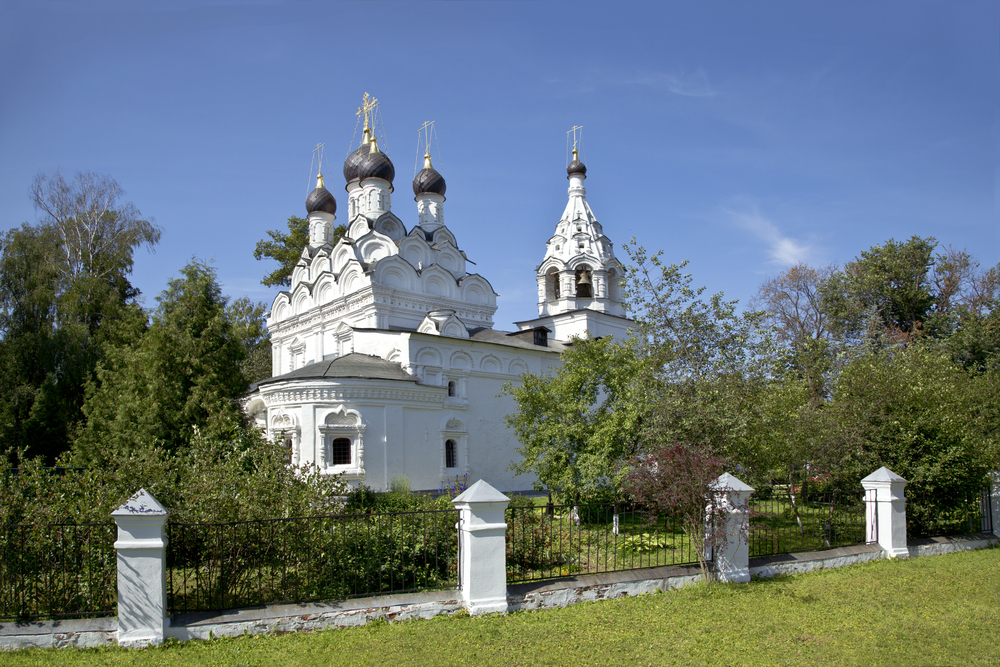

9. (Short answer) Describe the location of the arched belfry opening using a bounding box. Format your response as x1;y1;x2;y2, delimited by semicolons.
546;267;561;301
607;267;622;303
575;265;593;299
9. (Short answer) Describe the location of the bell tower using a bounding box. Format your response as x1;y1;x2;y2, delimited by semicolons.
515;130;632;341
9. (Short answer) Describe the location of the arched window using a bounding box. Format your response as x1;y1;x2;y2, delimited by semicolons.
608;268;622;303
329;437;352;465
447;380;457;397
545;268;560;301
282;438;293;465
445;440;457;469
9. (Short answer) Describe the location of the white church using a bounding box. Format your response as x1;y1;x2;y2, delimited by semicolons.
245;105;631;493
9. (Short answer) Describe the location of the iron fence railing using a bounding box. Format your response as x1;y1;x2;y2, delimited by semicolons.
907;486;993;539
167;508;459;614
0;522;117;621
505;503;703;584
749;488;868;557
981;486;994;535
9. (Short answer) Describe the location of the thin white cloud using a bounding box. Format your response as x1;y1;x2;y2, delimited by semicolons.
724;207;813;266
629;68;720;97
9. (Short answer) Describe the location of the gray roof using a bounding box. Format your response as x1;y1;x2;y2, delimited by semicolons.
256;353;419;386
467;327;568;352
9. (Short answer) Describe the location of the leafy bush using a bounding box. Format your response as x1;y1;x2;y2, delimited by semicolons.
822;343;993;537
1;428;349;619
505;496;557;575
616;532;670;558
344;484;440;514
168;502;459;611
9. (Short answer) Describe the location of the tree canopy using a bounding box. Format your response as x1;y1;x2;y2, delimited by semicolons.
0;172;158;463
506;235;998;532
74;260;252;462
503;336;644;499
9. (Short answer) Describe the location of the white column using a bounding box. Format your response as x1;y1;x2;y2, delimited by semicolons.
452;480;510;615
989;472;1000;539
861;467;909;558
111;489;169;647
707;473;754;583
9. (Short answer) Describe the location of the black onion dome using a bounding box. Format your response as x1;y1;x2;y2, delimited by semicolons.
305;183;337;215
567;156;587;177
357;146;395;183
413;165;446;196
343;142;371;183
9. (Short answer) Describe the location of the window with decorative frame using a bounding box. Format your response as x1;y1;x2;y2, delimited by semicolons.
318;408;365;479
269;412;301;466
439;419;468;481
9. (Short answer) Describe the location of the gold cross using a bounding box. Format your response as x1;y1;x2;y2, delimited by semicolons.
356;92;379;130
312;142;325;173
418;120;434;153
567;125;583;150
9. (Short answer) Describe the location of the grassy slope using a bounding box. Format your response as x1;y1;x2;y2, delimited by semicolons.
9;547;999;667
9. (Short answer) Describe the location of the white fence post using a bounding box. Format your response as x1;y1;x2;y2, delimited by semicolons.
990;472;1000;539
707;473;754;583
452;480;510;615
111;489;169;647
861;467;909;558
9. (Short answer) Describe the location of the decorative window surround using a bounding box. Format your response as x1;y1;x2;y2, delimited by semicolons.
318;408;365;479
439;418;468;481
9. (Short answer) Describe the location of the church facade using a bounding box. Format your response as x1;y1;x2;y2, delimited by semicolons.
245;111;630;493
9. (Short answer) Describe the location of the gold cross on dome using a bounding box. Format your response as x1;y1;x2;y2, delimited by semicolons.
357;93;379;130
418;120;435;153
312;142;325;173
567;125;583;150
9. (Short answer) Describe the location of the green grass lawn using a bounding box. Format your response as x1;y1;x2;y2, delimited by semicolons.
7;547;999;666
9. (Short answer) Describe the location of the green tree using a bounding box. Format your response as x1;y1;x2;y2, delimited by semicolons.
254;216;345;287
931;247;1000;372
0;172;157;463
29;171;160;287
622;241;780;482
505;241;783;497
503;336;644;500
227;296;272;384
819;342;993;535
75;260;249;461
752;263;836;401
821;236;937;343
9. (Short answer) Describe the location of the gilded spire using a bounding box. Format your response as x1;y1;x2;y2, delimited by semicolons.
370;136;380;154
316;173;325;190
424;151;433;170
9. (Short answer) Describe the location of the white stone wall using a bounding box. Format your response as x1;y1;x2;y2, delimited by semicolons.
259;329;561;492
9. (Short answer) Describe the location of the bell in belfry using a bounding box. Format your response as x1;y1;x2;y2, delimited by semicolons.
575;268;593;298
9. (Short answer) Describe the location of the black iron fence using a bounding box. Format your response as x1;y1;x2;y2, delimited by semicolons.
908;486;995;539
505;503;703;584
749;488;869;557
981;486;994;535
0;522;117;621
167;507;459;614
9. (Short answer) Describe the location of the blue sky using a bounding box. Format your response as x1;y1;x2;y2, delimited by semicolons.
1;1;997;330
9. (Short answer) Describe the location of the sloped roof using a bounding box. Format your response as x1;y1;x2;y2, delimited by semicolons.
256;353;418;386
467;327;568;352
